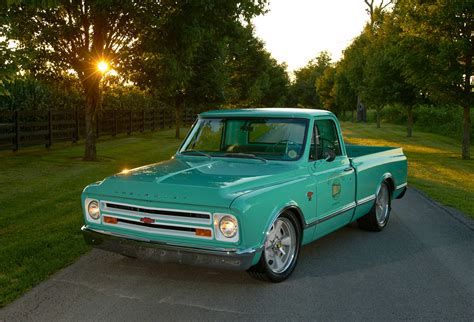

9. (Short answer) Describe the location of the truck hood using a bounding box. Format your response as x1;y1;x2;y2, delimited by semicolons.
85;156;300;208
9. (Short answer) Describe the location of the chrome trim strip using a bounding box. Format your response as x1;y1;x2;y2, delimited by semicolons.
100;200;212;225
306;202;357;227
395;182;407;190
356;195;376;206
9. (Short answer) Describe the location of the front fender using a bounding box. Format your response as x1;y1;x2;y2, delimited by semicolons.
230;176;315;251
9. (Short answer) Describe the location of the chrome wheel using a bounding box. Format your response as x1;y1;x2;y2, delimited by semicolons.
375;183;389;225
264;217;297;274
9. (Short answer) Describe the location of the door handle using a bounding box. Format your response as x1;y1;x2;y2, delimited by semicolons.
344;167;354;172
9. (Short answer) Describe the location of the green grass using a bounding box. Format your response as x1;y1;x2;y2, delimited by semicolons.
0;130;185;307
0;122;473;307
341;122;474;217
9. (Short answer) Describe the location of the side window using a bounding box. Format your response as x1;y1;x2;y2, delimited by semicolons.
310;119;342;160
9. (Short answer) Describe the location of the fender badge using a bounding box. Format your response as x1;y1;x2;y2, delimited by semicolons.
140;217;155;224
307;191;314;201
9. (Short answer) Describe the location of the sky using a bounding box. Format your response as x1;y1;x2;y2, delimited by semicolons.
253;0;369;73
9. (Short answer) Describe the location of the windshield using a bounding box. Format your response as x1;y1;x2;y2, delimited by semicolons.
180;118;309;161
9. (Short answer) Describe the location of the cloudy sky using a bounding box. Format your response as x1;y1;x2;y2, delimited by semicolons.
253;0;369;73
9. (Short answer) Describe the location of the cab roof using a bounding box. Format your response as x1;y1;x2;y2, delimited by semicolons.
199;108;334;119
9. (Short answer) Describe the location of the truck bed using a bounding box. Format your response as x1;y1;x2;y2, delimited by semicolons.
345;144;407;218
346;144;403;160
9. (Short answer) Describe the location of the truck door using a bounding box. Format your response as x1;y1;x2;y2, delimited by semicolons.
309;118;356;239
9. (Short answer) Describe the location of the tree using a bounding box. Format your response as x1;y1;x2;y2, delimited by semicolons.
332;63;357;120
225;25;289;108
289;51;332;108
360;11;419;133
339;32;371;121
316;66;336;112
396;0;473;159
4;0;143;160
133;1;268;139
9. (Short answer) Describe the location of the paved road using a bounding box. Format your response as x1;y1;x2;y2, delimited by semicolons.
1;189;473;321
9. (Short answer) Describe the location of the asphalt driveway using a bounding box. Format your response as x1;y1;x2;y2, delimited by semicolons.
1;189;473;321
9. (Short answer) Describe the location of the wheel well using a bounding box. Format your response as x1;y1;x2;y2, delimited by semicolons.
282;206;305;231
383;177;395;198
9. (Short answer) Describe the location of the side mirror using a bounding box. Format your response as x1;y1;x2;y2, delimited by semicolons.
323;150;336;162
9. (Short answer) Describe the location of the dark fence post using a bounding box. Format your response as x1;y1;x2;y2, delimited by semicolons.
169;109;172;129
46;109;53;148
161;109;165;129
13;110;19;152
73;107;79;143
151;109;155;131
113;109;117;137
128;110;132;135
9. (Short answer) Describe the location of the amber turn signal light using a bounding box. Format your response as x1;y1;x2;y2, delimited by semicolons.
103;216;118;224
195;229;212;237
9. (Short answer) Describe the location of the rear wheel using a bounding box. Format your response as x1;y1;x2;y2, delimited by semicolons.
248;211;301;282
358;182;391;231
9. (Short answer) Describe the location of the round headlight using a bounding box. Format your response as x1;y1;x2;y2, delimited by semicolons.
219;216;238;238
87;200;100;220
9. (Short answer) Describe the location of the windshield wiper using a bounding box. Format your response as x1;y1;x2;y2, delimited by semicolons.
179;150;213;160
223;153;268;163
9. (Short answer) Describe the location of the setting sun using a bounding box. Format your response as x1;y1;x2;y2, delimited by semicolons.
97;61;109;73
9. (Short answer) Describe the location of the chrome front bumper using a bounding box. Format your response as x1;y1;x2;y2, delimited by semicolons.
81;226;260;270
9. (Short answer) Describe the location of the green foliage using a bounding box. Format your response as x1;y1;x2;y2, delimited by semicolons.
396;0;473;107
382;104;474;140
289;51;332;108
225;26;289;107
316;66;336;111
0;76;83;110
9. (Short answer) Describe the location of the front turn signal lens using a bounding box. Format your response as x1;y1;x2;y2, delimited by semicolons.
195;228;212;237
103;216;118;224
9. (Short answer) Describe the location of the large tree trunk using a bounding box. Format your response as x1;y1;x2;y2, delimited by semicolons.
83;77;101;161
376;107;381;128
407;105;413;137
462;105;471;160
174;94;184;139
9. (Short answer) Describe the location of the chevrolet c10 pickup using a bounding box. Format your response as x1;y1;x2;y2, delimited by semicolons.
81;108;407;282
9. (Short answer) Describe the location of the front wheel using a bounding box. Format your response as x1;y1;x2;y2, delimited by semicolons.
358;181;391;231
248;211;301;282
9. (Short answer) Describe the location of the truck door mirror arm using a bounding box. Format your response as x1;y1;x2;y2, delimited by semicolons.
323;150;336;162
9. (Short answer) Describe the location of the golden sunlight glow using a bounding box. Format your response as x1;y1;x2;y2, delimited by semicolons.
121;169;130;174
97;61;109;73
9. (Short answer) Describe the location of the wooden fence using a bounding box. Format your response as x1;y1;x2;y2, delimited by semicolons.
0;108;201;151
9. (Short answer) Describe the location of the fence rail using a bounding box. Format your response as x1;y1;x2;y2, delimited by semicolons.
0;107;201;151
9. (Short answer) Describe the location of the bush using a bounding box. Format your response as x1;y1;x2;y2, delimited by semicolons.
381;104;473;140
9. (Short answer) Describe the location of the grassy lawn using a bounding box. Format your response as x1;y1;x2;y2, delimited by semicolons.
0;129;185;307
341;122;474;218
0;122;472;307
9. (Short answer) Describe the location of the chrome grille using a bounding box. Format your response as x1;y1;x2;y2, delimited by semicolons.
101;201;212;225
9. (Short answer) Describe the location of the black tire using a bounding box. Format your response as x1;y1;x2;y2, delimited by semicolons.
247;211;301;282
358;182;391;232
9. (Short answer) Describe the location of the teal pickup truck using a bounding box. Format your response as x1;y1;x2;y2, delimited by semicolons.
82;108;407;282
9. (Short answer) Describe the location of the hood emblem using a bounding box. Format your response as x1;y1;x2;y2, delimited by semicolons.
140;217;155;224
